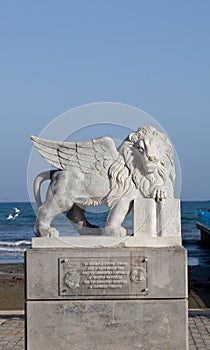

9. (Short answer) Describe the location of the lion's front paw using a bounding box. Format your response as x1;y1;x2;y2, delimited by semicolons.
106;226;127;237
36;225;59;237
48;227;59;237
152;188;167;201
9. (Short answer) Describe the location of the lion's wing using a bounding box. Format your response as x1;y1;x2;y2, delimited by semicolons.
31;135;118;175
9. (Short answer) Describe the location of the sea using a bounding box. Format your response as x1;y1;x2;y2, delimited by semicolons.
0;201;209;266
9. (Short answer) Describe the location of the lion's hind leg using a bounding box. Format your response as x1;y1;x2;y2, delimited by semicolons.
34;200;73;238
34;170;74;237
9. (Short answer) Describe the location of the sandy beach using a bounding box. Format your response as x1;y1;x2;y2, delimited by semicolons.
0;263;24;310
0;263;209;310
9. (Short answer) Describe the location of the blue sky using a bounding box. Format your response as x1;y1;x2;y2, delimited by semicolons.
0;0;210;201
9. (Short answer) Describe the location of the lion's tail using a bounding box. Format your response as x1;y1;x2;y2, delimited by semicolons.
33;170;56;207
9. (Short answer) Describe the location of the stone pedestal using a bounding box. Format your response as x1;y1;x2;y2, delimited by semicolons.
25;240;188;350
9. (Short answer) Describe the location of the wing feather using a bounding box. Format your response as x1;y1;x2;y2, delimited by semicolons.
31;135;118;174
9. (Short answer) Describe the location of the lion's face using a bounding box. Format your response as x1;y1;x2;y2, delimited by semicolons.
133;137;162;174
129;126;174;177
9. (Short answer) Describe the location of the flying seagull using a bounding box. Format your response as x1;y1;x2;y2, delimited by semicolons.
6;207;21;220
7;213;14;220
13;207;20;214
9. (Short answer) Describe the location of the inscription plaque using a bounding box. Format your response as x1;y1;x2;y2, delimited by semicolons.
59;254;148;298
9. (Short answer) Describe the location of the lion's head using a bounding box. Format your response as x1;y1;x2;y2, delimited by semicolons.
129;126;175;177
107;126;175;206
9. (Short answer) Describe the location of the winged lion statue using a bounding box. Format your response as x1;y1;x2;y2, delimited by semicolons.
31;126;175;237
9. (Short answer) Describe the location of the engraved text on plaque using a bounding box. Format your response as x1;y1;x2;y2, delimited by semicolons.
59;254;148;298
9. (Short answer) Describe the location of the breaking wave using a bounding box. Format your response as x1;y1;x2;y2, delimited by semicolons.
0;240;31;247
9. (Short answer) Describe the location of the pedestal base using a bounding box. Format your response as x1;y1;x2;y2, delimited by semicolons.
25;245;188;350
26;299;187;350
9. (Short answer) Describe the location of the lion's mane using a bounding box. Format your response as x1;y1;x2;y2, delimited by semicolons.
107;126;175;206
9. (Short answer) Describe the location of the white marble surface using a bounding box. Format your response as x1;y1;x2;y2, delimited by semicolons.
157;198;181;236
133;198;157;236
133;198;181;238
32;235;181;248
31;126;176;238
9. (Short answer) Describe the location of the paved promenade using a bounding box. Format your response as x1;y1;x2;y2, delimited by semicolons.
0;310;210;349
